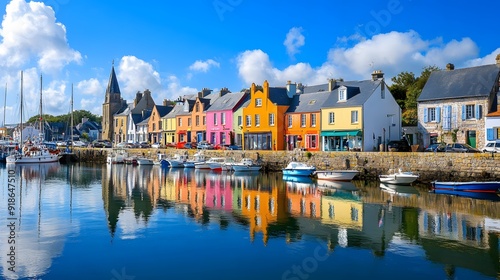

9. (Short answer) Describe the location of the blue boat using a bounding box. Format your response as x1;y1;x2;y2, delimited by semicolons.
432;181;500;193
282;161;316;177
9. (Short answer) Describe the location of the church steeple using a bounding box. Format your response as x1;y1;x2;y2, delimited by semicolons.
102;63;124;142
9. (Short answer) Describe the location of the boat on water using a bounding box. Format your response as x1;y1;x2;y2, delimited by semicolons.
167;153;188;168
314;170;359;181
59;85;79;164
282;161;316;177
379;169;419;185
206;157;228;171
136;157;154;165
106;148;128;164
185;151;206;168
6;72;61;164
431;181;500;193
231;158;262;172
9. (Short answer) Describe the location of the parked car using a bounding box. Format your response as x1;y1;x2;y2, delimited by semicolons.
197;141;214;150
72;140;87;147
424;142;447;152
92;140;112;148
444;143;481;153
116;142;128;148
482;141;500;153
151;142;162;149
387;140;411;152
138;141;150;148
227;144;242;150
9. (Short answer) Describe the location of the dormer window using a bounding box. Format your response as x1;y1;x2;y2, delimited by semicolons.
338;86;347;102
255;98;262;107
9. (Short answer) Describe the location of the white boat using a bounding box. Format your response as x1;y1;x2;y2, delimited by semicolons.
168;153;188;168
106;149;128;164
136;157;154;165
206;157;227;171
6;72;61;164
184;151;206;168
379;169;419;185
282;161;316;177
231;158;262;172
314;170;359;181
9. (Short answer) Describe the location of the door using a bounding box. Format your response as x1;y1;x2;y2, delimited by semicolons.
467;130;476;147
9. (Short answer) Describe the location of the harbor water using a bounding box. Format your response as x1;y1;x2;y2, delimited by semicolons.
0;163;499;279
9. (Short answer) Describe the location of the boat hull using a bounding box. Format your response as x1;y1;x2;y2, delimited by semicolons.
232;164;261;172
282;169;315;177
433;189;500;201
6;154;60;164
379;172;418;185
432;181;500;193
315;170;359;181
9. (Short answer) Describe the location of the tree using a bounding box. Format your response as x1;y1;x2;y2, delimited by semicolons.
390;66;440;126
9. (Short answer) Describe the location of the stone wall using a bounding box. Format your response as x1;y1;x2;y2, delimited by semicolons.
76;148;500;183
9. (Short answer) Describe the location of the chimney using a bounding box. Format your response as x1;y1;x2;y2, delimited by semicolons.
446;63;455;70
371;70;384;81
134;91;143;106
163;99;168;106
328;79;337;92
496;54;500;65
220;87;230;97
286;81;297;98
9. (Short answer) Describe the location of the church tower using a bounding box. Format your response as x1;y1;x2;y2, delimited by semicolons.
102;64;124;142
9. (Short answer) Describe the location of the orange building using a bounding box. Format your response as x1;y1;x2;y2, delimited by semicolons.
284;87;331;151
148;103;173;144
242;81;294;150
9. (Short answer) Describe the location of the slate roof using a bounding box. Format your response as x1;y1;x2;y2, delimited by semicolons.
287;91;332;113
207;91;248;111
321;80;382;108
419;64;500;102
162;102;185;119
106;66;121;94
155;105;174;117
268;87;290;106
115;103;133;116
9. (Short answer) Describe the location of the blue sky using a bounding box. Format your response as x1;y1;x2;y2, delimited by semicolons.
0;0;498;125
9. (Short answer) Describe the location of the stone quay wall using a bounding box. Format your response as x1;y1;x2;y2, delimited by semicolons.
73;148;500;183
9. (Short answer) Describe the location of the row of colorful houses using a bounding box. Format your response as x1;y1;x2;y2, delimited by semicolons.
103;54;500;151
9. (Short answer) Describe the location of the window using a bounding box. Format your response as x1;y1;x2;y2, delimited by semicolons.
238;116;242;126
203;116;206;125
187;118;191;126
424;107;441;123
269;113;275;126
338;86;347;101
462;104;481;120
307;134;317;149
255;114;260;127
429;108;436;122
153;123;156;131
311;114;316;127
196;115;200;126
301;114;306;127
246;115;251;127
288;115;293;128
329;112;335;124
351;110;358;123
214;114;218;125
221;113;225;125
195;103;200;112
255;98;262;107
178;118;182;126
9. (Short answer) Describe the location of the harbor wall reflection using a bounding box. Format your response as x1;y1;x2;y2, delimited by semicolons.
101;165;500;277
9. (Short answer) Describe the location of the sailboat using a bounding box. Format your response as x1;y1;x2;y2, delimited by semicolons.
6;72;61;164
59;84;79;163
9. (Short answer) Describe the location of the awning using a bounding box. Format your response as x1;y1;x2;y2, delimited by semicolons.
321;130;362;137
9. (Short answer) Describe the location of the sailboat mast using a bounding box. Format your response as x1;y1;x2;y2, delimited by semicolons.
3;83;6;129
70;84;73;143
20;71;23;145
39;74;43;141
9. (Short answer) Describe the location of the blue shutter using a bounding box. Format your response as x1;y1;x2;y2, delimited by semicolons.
476;105;482;120
487;128;494;141
423;108;428;123
436;107;441;123
461;105;466;120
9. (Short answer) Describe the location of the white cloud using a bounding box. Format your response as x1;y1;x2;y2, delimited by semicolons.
237;31;488;88
117;56;162;100
0;0;82;73
76;78;104;95
189;59;220;72
165;75;198;99
465;48;500;67
284;27;305;58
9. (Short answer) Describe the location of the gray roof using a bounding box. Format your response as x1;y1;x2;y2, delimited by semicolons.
321;80;382;108
419;64;500;102
137;116;150;126
268;87;291;106
155;105;173;117
207;91;248;112
106;66;121;94
115;103;133;116
162;102;185;119
287;91;332;113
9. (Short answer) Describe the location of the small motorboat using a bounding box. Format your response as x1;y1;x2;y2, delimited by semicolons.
379;169;418;185
432;181;500;193
282;161;316;177
314;170;359;181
